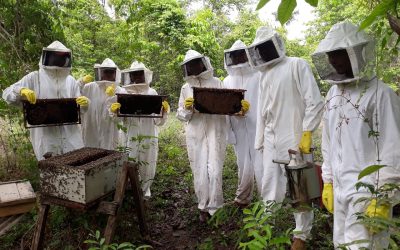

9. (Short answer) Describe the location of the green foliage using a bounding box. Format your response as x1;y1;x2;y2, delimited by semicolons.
239;202;291;250
358;165;387;180
84;230;152;250
256;0;319;25
277;0;297;25
359;0;398;30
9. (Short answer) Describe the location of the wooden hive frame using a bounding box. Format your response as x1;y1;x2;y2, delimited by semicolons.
22;98;81;128
116;94;168;118
192;87;246;115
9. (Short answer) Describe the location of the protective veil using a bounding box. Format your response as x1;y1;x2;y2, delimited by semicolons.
315;22;400;249
250;27;324;241
119;61;167;198
2;41;84;160
177;50;227;215
81;58;124;150
223;40;263;203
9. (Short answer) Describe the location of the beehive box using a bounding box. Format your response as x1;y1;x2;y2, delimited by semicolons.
39;147;127;204
0;180;36;217
193;87;246;115
23;98;81;128
116;94;168;118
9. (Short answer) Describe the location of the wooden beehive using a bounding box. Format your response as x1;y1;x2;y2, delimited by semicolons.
193;87;246;115
0;180;36;217
116;94;167;118
39;147;127;204
23;98;81;128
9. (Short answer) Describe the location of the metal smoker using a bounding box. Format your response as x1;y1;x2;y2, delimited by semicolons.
273;149;322;206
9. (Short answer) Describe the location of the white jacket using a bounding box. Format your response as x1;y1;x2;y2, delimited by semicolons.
81;58;124;150
223;40;263;199
2;41;84;160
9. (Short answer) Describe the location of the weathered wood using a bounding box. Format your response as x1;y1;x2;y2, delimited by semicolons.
41;193;113;211
0;214;24;236
104;162;129;244
31;204;49;250
0;180;36;217
0;202;35;217
96;201;118;216
128;164;148;236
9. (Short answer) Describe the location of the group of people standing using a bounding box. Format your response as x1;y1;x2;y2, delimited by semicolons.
2;21;400;250
177;22;400;250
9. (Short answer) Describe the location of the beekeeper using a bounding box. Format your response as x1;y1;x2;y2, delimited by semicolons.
177;49;237;222
2;41;88;160
81;58;124;150
314;21;400;249
223;40;262;206
110;61;169;199
249;27;324;249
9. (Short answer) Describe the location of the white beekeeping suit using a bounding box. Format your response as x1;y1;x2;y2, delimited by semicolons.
81;58;124;150
223;40;263;204
249;27;324;244
119;61;167;199
313;21;400;249
177;50;227;216
2;41;84;160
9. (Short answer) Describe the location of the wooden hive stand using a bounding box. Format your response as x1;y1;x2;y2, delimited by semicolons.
32;161;148;250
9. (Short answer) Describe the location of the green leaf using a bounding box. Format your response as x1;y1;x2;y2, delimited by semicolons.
244;222;258;229
269;236;291;246
358;165;386;180
277;0;297;25
252;202;260;214
256;0;271;10
251;231;267;246
84;240;98;245
304;0;318;7
256;208;264;220
100;238;105;246
359;0;396;30
243;208;252;215
95;230;101;240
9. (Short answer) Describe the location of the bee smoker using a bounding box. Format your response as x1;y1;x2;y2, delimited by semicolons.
273;149;323;206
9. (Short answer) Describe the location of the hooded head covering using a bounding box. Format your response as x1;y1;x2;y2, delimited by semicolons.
246;26;286;69
224;40;253;75
97;58;121;84
121;61;153;85
40;41;72;71
121;61;153;93
181;50;214;82
312;22;375;84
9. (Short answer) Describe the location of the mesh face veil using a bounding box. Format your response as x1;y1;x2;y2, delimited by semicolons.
182;57;208;77
247;27;286;69
121;61;153;85
41;50;72;68
224;49;248;66
312;22;375;84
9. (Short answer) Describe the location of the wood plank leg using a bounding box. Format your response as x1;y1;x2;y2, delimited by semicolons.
104;162;129;244
31;204;50;250
127;164;148;236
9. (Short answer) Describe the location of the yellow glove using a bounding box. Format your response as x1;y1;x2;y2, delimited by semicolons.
20;88;36;104
322;183;334;213
110;102;121;113
82;74;94;84
162;100;170;113
365;199;390;219
299;131;312;154
184;97;194;110
241;100;250;113
76;96;89;107
105;84;116;96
